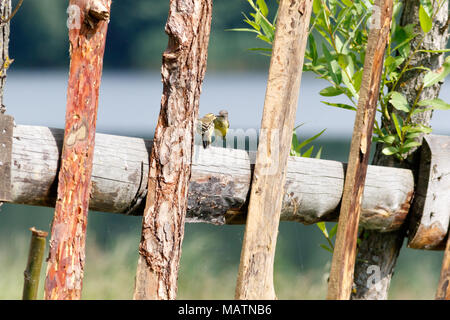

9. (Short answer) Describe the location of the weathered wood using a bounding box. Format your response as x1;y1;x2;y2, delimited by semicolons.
408;135;450;250
436;233;450;299
0;114;13;202
8;125;416;232
235;0;313;300
23;227;48;300
44;0;111;300
327;0;394;300
352;0;449;300
134;0;213;300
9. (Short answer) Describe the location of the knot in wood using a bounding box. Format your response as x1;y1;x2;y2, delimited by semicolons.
86;0;110;29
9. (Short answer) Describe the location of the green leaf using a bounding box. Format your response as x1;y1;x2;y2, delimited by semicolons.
342;0;353;7
302;145;314;158
419;5;432;33
419;0;433;17
315;147;323;159
319;86;344;96
389;92;410;112
329;224;338;239
313;0;321;15
403;124;433;134
256;0;269;17
405;132;421;140
382;146;398;156
383;135;396;145
316;222;329;238
321;101;357;111
417;98;450;110
402;140;422;149
418;49;450;53
353;69;363;92
308;33;318;65
295;129;326;152
258;17;274;41
256;34;272;44
391;113;403;140
248;47;272;52
322;43;342;85
243;15;261;31
319;244;334;254
423;57;450;87
341;70;358;99
226;27;260;33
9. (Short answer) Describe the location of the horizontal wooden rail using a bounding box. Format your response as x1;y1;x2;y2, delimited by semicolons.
7;124;415;233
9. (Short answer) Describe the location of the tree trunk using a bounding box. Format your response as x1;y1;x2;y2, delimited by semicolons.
133;0;213;300
352;0;449;300
327;0;394;300
44;0;111;300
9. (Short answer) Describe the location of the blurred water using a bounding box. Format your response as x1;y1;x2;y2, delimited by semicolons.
5;71;449;139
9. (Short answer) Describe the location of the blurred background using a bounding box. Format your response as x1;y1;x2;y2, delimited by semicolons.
0;0;448;299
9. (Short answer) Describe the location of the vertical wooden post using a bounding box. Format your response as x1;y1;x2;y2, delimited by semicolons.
0;0;12;205
44;0;111;300
0;0;11;114
23;227;48;300
234;0;313;300
133;0;213;300
326;0;393;300
352;0;449;300
436;234;450;299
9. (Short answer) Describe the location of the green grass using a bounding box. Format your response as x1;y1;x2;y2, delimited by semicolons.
0;227;444;300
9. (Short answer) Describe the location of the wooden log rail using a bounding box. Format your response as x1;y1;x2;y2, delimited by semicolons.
9;125;415;232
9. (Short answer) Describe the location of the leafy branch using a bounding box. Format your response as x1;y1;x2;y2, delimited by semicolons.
232;0;450;162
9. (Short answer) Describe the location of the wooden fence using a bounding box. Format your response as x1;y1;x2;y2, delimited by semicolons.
0;0;449;300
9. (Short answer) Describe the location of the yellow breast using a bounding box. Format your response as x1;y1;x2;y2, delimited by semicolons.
214;118;229;137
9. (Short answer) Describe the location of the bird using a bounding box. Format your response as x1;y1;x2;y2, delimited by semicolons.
213;110;229;142
197;109;229;149
197;113;216;149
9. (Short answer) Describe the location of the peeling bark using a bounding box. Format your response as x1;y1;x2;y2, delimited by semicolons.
352;0;449;300
44;0;111;300
327;0;394;300
133;0;213;300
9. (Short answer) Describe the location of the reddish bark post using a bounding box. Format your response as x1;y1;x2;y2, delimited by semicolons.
326;0;394;300
133;0;213;300
436;232;450;299
44;0;111;300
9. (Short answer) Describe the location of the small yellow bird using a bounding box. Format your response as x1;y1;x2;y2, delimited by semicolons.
197;109;229;149
197;113;216;148
213;110;229;140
